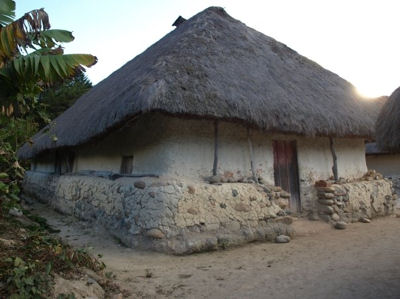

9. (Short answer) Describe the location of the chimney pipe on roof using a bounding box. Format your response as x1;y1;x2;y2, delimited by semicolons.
172;16;186;27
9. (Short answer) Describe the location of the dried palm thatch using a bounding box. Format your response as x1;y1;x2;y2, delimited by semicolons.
18;7;383;159
376;87;400;151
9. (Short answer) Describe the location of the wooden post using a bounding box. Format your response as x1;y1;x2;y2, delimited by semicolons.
247;127;257;181
329;137;338;181
212;120;219;176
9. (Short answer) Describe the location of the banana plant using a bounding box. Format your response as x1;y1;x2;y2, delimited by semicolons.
0;0;97;116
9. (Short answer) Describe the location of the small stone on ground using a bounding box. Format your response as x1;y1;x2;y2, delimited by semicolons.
359;217;371;223
334;221;347;230
275;235;291;243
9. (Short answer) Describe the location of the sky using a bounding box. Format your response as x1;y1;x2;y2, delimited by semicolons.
17;0;400;98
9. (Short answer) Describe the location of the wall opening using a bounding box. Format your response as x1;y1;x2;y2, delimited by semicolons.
120;155;133;174
55;150;75;174
273;140;301;212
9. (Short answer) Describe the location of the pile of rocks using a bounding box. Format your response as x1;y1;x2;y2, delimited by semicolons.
316;176;395;227
362;169;384;181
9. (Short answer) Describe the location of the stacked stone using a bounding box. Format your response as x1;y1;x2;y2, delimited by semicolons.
261;185;291;213
317;184;340;222
316;177;396;226
390;175;400;196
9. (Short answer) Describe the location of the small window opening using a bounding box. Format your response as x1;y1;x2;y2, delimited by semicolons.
32;159;37;171
65;152;75;173
120;156;133;175
55;152;62;175
55;150;75;174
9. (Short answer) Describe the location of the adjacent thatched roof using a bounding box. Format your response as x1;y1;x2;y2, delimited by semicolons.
18;7;384;159
376;87;400;152
365;142;388;155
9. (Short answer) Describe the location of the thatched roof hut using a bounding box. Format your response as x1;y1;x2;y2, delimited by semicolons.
18;6;382;160
376;87;400;151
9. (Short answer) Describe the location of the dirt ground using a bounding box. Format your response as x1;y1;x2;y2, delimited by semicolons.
30;202;400;299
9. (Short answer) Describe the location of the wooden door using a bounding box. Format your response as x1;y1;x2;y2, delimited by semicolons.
273;140;301;212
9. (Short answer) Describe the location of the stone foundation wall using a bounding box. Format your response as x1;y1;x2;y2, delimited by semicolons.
22;171;293;254
316;178;396;223
389;175;400;208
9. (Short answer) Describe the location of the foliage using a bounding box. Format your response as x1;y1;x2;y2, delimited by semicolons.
4;256;51;298
0;214;106;297
0;1;102;297
40;72;92;120
0;116;36;214
0;141;23;212
0;115;39;148
0;0;96;212
0;0;97;117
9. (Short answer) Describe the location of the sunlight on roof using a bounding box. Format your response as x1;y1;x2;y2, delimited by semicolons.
355;86;384;99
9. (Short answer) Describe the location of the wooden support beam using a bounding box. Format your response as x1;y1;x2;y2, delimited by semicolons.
212;120;219;176
247;127;257;181
329;137;338;181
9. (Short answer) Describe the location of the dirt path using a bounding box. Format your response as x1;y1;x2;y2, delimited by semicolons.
30;203;400;299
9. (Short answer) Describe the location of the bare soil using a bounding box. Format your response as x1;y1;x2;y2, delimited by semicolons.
31;202;400;299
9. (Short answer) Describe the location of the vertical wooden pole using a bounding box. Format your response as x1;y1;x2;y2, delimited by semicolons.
329;137;338;181
247;127;257;181
212;120;219;176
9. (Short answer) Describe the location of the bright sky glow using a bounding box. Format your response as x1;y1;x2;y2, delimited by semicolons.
17;0;400;98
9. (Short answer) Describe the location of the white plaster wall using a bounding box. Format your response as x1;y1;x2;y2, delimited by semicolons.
155;117;215;178
335;138;368;179
75;114;169;175
31;114;368;184
73;115;275;182
159;118;274;182
366;154;400;176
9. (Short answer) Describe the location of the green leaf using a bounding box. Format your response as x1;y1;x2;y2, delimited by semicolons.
1;53;97;85
33;54;40;74
24;276;34;285
45;262;52;275
8;193;20;201
0;0;15;27
12;54;21;74
0;181;7;191
39;54;50;78
14;256;24;267
50;54;64;78
39;29;74;43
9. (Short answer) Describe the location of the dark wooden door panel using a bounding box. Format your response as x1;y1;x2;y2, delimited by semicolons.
273;140;301;212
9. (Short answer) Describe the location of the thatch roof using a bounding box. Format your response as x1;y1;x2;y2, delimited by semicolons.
376;87;400;152
365;142;389;155
19;7;383;159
